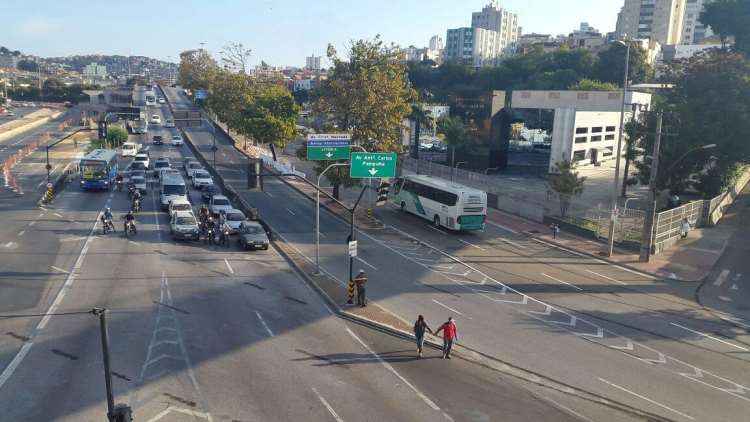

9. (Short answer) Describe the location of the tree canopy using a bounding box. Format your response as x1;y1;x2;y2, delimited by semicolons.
701;0;750;55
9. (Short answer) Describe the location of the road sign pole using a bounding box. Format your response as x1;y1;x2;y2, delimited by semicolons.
348;186;368;297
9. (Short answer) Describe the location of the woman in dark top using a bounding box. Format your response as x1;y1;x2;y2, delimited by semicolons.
413;315;433;358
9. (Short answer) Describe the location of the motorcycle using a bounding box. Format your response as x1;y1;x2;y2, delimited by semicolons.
204;226;215;245
101;216;115;234
116;179;123;192
131;198;141;213
127;185;136;199
218;225;231;247
123;220;137;237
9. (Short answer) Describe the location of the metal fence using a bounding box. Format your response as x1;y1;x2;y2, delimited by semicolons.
652;200;704;254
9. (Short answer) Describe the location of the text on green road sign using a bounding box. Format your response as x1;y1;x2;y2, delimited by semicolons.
350;152;397;178
306;134;351;161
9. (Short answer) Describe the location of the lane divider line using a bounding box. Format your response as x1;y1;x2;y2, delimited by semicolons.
255;311;274;337
669;323;748;351
311;387;344;422
598;378;694;420
541;272;583;291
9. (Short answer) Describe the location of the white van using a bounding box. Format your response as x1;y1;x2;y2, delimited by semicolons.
159;175;188;211
121;142;139;157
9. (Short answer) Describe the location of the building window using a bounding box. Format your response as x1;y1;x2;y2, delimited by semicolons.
575;127;588;134
591;127;603;133
605;134;615;141
590;135;602;142
575;137;587;144
606;126;616;132
573;150;586;161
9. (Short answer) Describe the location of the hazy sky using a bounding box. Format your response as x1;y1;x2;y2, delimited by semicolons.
1;0;621;66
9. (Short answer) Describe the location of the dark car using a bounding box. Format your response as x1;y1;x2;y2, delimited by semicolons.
127;161;147;173
237;221;269;250
201;184;220;203
153;135;163;145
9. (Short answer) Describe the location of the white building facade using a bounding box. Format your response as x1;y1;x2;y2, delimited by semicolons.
616;0;686;45
510;90;652;171
471;1;519;56
305;55;321;71
445;27;503;67
681;0;714;44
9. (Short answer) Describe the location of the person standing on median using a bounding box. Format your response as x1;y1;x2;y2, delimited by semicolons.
354;270;368;307
434;317;458;359
413;315;433;358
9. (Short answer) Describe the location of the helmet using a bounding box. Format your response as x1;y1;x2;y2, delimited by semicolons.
106;207;111;212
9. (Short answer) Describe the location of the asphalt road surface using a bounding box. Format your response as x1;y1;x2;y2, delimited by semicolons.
161;85;750;422
0;98;590;421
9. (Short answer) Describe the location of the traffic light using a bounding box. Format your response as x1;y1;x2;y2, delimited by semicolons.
376;179;391;207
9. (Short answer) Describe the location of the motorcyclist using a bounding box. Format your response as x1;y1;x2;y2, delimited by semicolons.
219;219;231;246
115;173;124;191
101;207;114;233
131;189;142;211
124;211;136;234
204;216;216;243
199;205;210;223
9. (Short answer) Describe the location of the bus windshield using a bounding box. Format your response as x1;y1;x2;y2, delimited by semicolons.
80;161;107;180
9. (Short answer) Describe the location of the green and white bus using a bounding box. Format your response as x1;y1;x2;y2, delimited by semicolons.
391;174;487;231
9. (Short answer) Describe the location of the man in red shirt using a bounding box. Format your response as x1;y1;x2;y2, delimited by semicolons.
434;317;458;359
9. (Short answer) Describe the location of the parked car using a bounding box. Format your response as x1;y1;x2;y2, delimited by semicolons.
170;211;200;241
210;195;233;216
237;221;269;250
192;170;214;189
153;135;163;145
171;134;184;146
201;185;220;203
223;209;246;234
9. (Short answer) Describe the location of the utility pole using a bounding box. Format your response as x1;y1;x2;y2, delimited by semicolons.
639;112;662;262
606;39;631;257
92;308;132;422
348;187;368;289
315;163;348;275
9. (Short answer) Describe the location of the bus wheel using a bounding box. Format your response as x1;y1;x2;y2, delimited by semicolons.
433;215;441;227
400;201;406;212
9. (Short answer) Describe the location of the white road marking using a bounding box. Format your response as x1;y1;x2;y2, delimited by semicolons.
714;269;731;286
54;212;63;218
27;221;35;227
586;269;627;285
255;311;274;337
287;208;296;216
265;191;274;198
2;241;17;248
146;406;212;422
311;388;344;422
345;327;444;413
0;207;103;391
458;238;486;251
427;225;446;235
432;299;470;318
730;284;738;291
224;258;234;275
16;230;24;237
11;137;28;146
38;212;44;218
49;265;70;274
541;272;583;291
598;378;694;420
355;256;377;270
670;322;748;351
719;296;732;302
537;394;594;422
486;220;519;234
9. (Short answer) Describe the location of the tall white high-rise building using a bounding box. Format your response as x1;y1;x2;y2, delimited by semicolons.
681;0;714;44
429;35;444;52
471;1;520;55
616;0;686;45
305;55;321;71
445;27;504;67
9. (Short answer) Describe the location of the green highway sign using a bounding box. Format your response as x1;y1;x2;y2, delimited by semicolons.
350;152;397;178
307;134;351;161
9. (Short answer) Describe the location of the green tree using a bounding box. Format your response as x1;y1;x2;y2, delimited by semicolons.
178;49;218;92
568;79;619;91
312;36;414;198
106;126;128;148
701;0;750;55
548;160;587;218
594;41;653;86
408;104;434;158
17;59;39;72
438;116;468;166
238;84;299;149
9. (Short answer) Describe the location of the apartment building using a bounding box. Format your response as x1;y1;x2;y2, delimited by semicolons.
616;0;687;45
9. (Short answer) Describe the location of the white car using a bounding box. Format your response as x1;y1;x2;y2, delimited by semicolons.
133;153;150;170
150;115;161;125
164;118;175;128
171;134;184;146
223;209;246;234
121;142;139;157
185;161;203;179
192;170;214;189
168;197;193;217
158;98;166;104
210;195;233;216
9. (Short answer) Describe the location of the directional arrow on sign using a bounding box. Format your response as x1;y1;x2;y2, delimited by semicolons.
368;168;378;176
325;152;333;158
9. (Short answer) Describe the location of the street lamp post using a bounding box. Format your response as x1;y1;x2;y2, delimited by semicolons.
606;39;631;257
315;163;348;275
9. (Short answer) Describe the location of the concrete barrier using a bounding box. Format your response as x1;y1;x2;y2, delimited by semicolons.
0;110;63;143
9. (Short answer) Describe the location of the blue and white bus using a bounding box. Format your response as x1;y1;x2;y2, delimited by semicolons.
79;149;118;190
391;174;487;231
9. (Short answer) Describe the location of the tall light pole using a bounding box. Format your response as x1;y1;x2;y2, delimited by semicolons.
315;163;348;275
606;38;631;257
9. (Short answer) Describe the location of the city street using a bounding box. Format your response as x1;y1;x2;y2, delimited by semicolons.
162;85;750;422
0;98;589;421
